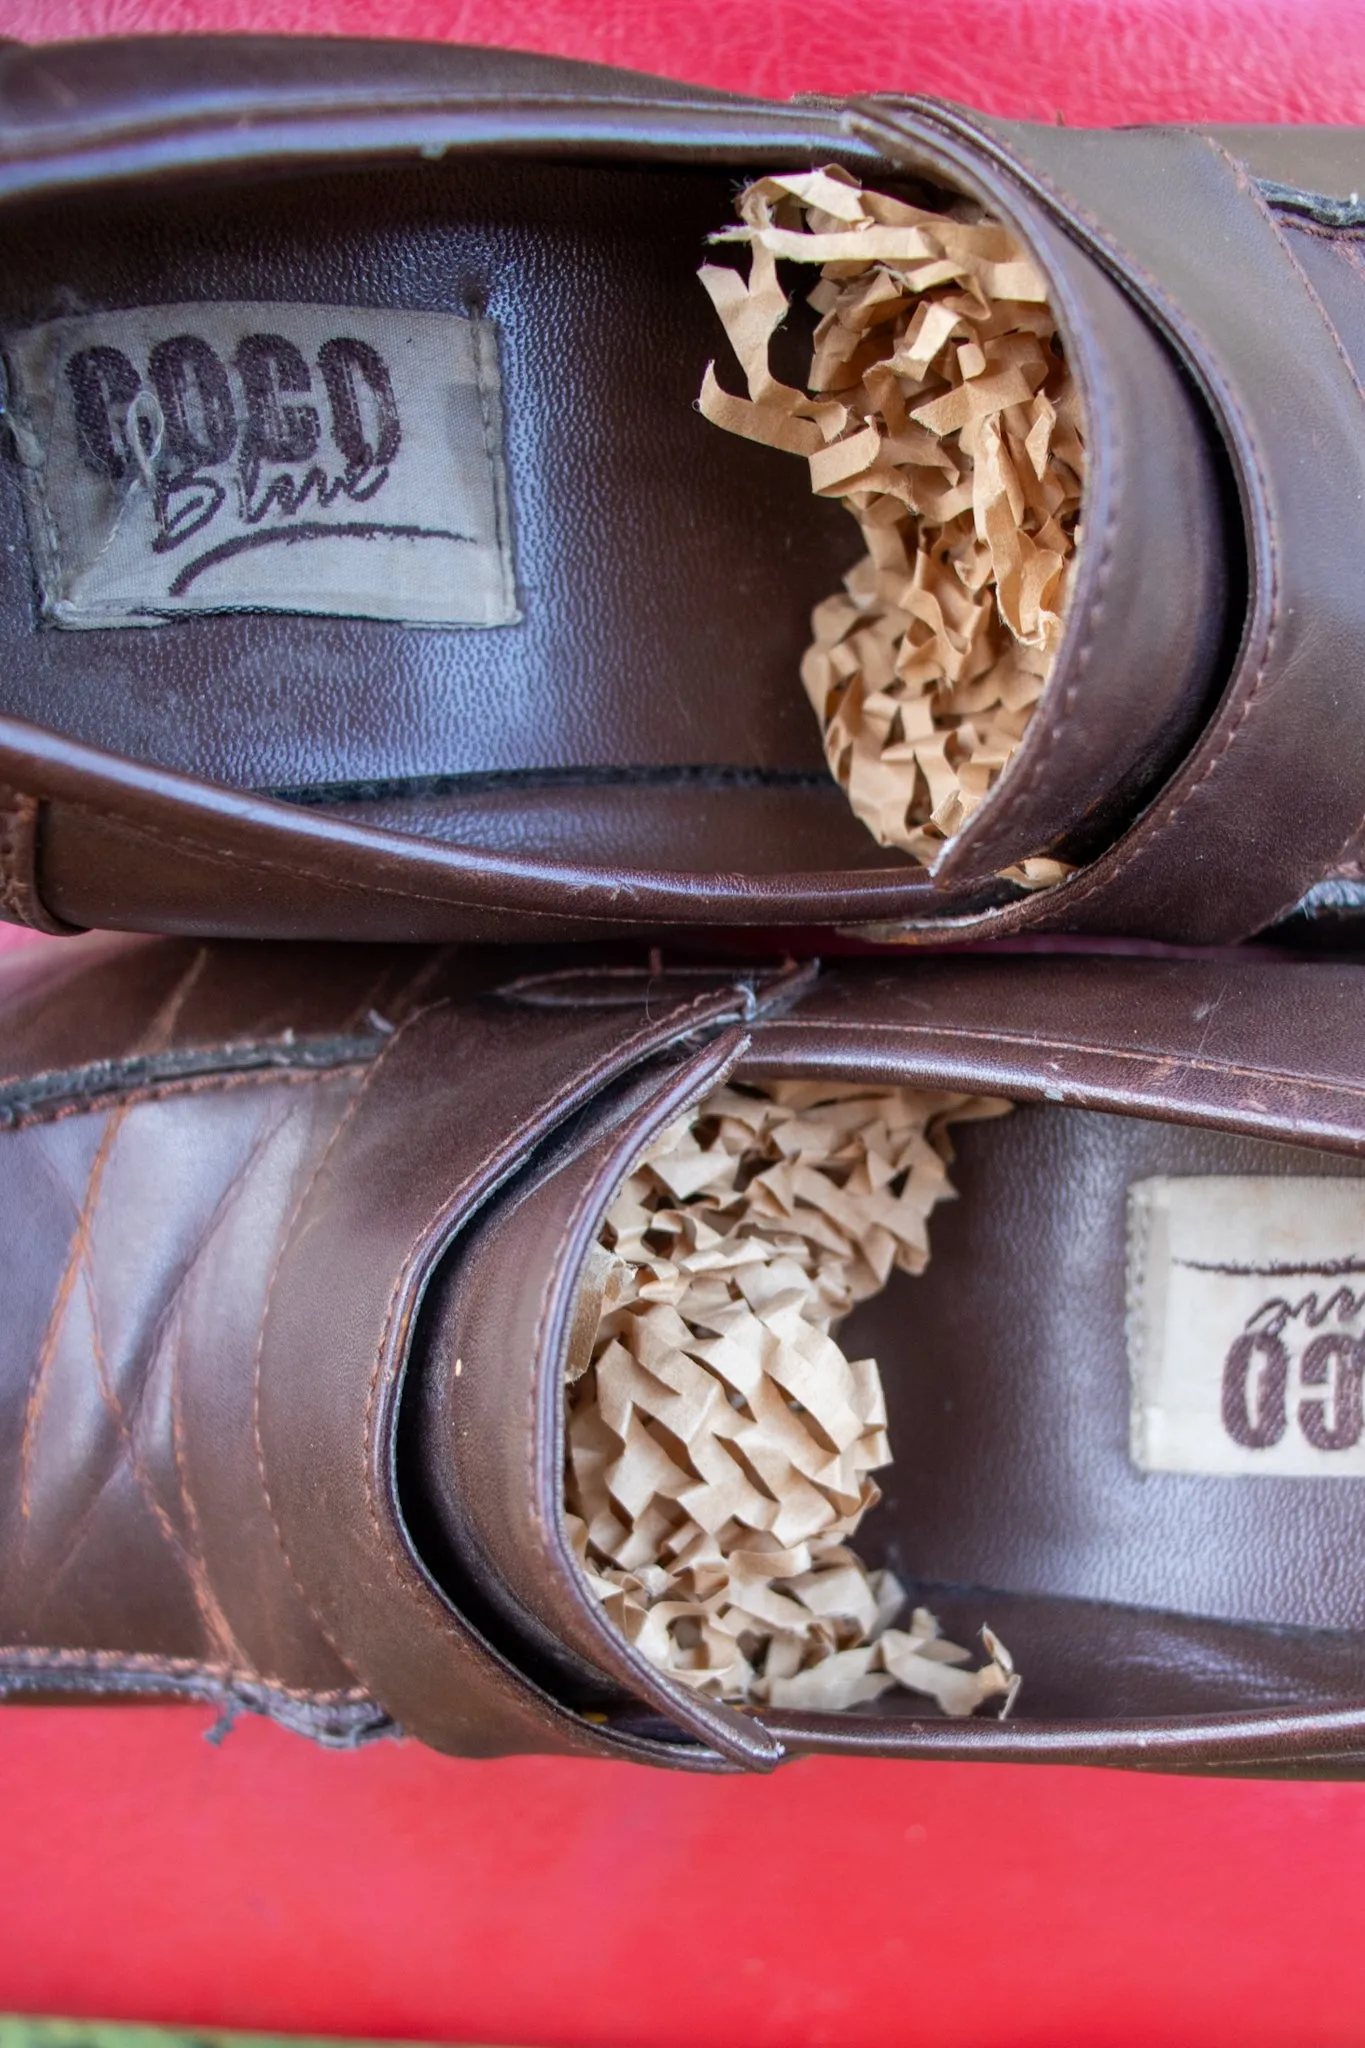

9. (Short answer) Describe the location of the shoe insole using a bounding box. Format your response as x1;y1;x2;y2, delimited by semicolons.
0;156;923;877
845;1103;1365;1719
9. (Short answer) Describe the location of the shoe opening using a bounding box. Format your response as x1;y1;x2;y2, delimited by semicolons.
698;169;1083;890
565;1078;1020;1718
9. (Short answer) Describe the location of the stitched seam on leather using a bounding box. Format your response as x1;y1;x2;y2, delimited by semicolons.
525;1174;633;1704
1284;220;1365;247
79;1260;237;1658
0;1062;369;1134
980;382;1118;842
13;941;212;1540
1015;138;1284;914
967;254;1120;849
982;144;1285;913
520;1040;780;1768
1273;207;1365;416
360;1202;684;1760
1305;248;1365;894
360;991;754;1550
169;1298;248;1662
355;1043;618;1549
17;1107;266;1651
157;1107;313;1662
97;1269;244;1654
771;1017;1365;1103
16;944;221;1546
18;1108;121;1526
249;1047;403;1677
863;111;1285;917
528;1273;550;1566
151;944;211;1042
0;1644;369;1699
353;1131;719;1775
362;1219;446;1554
152;1099;309;1670
1247;220;1365;920
0;1031;385;1127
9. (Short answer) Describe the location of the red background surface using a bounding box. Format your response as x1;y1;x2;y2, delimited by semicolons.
4;4;1365;2040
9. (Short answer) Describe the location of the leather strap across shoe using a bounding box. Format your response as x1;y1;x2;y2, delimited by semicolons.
7;931;1365;1775
0;38;1364;945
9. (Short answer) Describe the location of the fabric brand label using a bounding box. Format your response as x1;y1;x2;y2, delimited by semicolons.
3;301;517;628
1128;1176;1365;1476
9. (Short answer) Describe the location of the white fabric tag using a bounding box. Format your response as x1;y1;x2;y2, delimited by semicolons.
1128;1176;1365;1476
4;301;518;628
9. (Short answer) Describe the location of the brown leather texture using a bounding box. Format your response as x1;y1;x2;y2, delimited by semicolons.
0;781;72;932
853;105;1365;948
13;35;1362;944
8;931;1365;1776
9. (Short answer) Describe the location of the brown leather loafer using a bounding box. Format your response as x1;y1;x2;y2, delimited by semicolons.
7;930;1365;1774
2;39;1365;947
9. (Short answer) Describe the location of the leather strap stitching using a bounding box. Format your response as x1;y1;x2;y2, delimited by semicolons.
978;380;1119;843
0;1646;393;1746
0;1059;368;1135
906;124;1285;922
0;783;77;934
249;1049;399;1679
0;1643;368;1697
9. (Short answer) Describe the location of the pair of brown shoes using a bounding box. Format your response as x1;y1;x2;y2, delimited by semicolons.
4;36;1365;1775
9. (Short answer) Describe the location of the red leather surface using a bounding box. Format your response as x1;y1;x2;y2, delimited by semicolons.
5;2;1365;2039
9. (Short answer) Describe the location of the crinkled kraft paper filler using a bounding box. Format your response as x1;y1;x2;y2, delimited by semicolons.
566;1080;1018;1718
698;167;1084;886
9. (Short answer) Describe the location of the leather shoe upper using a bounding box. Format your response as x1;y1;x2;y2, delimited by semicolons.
8;932;1365;1773
0;41;1362;943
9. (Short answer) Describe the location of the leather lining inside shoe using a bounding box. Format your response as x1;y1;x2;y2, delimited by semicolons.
850;1108;1365;1636
0;144;1250;905
0;156;893;880
265;769;916;874
0;152;1085;886
565;1093;1365;1732
0;141;1219;911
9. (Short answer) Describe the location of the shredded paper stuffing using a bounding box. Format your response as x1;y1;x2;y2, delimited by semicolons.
697;167;1084;885
566;1080;1019;1717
